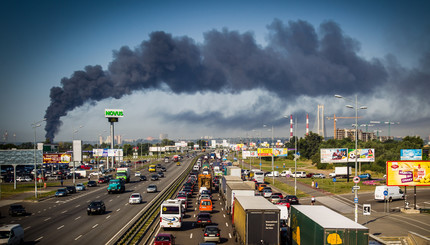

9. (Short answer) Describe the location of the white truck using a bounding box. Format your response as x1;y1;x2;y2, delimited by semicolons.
225;182;255;214
330;166;352;178
374;186;404;201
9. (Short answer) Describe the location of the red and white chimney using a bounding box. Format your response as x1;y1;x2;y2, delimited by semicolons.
306;114;309;136
290;115;293;138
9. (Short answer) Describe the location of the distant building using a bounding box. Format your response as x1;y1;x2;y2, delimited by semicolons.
335;128;376;142
159;133;168;140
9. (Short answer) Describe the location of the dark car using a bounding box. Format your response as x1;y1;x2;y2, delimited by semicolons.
154;233;175;245
160;166;167;172
196;212;212;227
65;186;76;194
87;180;97;187
55;188;68;197
98;177;107;183
203;225;221;243
157;171;164;178
9;204;26;216
139;175;147;181
87;200;106;215
151;174;159;181
285;195;300;205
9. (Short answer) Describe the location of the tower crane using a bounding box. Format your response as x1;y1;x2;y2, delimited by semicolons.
326;114;361;139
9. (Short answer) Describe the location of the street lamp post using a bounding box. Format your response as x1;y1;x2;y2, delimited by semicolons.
335;94;367;223
32;118;46;199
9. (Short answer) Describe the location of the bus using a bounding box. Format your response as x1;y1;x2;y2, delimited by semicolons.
160;199;182;229
148;165;156;172
251;169;265;184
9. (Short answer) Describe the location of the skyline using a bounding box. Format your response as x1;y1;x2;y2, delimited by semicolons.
1;0;430;143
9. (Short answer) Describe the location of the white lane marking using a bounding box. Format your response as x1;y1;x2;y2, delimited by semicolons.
75;216;81;220
44;217;51;221
226;222;229;227
38;211;41;213
35;236;43;241
43;209;46;211
106;215;111;219
116;208;121;212
61;210;68;214
57;225;64;230
96;195;100;198
24;226;31;230
92;224;98;228
223;214;226;218
190;233;193;239
109;199;113;202
229;233;232;239
75;204;81;208
75;235;82;240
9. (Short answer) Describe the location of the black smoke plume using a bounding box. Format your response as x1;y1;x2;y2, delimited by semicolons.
45;19;392;140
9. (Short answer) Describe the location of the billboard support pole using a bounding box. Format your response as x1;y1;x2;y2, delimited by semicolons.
414;186;417;210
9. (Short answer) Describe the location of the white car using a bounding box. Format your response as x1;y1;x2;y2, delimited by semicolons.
266;171;280;177
280;170;291;177
76;183;86;191
291;171;307;178
135;171;141;177
129;193;142;204
313;173;326;178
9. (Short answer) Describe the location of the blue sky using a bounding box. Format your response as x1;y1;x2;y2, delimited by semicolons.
1;0;429;143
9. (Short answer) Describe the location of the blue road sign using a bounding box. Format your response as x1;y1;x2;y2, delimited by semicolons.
354;197;358;203
383;190;388;196
333;178;337;182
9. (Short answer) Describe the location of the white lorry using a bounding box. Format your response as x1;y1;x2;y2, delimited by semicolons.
374;186;404;201
329;166;352;178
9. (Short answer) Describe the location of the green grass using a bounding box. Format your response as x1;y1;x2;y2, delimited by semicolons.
265;177;308;198
1;181;62;199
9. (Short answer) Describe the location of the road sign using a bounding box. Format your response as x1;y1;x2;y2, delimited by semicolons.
354;197;358;203
353;176;360;184
352;185;361;190
383;190;388;196
363;204;371;215
332;178;336;182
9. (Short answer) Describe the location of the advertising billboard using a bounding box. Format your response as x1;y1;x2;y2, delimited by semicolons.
320;148;348;163
400;149;422;160
242;151;258;159
93;149;123;157
43;153;72;163
386;161;430;186
273;148;288;157
258;148;273;156
105;109;124;118
348;149;375;162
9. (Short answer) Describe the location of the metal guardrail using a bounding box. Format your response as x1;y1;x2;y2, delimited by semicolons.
113;157;197;245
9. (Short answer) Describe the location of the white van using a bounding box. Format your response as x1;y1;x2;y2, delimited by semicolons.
0;224;24;245
280;170;292;177
193;165;199;171
291;171;306;178
374;186;404;201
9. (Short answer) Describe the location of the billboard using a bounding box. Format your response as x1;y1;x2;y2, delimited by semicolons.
273;148;288;157
105;109;124;118
320;148;348;163
93;149;123;157
258;148;272;156
386;161;430;186
400;149;422;160
348;149;375;162
242;151;258;159
43;153;72;163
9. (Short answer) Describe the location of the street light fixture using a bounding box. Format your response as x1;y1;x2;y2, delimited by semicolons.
335;94;367;223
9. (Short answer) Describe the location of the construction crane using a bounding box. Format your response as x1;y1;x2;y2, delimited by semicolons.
326;114;361;139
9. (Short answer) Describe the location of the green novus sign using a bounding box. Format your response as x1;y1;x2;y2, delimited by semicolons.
105;109;124;118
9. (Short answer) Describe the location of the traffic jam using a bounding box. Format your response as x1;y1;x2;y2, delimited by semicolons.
151;153;299;245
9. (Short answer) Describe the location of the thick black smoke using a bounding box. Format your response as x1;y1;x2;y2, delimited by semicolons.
45;19;391;140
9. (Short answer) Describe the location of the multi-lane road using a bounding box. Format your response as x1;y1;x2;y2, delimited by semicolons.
0;157;193;244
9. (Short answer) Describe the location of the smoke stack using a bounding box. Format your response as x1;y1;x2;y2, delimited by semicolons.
306;114;309;136
290;115;293;138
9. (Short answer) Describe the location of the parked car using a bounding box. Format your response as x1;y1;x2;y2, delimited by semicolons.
358;173;371;180
154;233;175;245
196;212;212;227
203;225;221;243
9;204;26;216
306;173;315;178
266;171;280;177
312;173;326;179
147;184;157;193
129;193;142;204
55;188;68;197
291;171;307;178
280;170;292;177
87;200;106;215
76;183;86;191
139;175;147;181
87;180;97;187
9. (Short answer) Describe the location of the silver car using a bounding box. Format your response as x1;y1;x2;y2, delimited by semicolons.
129;193;142;204
76;183;86;191
147;184;157;193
